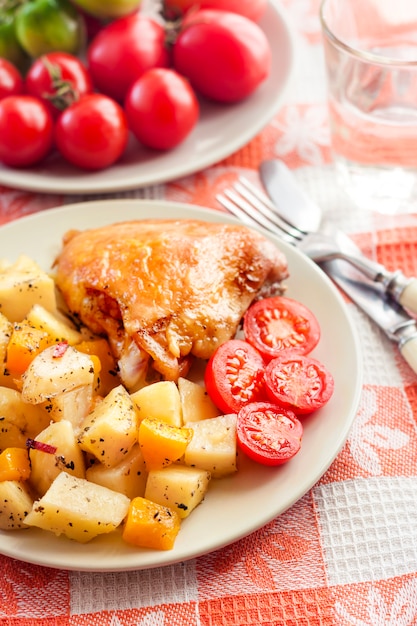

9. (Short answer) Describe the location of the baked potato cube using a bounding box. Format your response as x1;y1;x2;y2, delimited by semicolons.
44;384;93;430
78;384;138;467
26;304;82;345
131;381;183;427
24;472;130;543
0;480;34;529
75;337;120;396
21;345;95;404
0;255;57;322
0;387;51;451
178;377;220;423
184;413;237;477
138;417;193;471
145;464;211;519
29;419;86;496
122;496;181;550
86;443;147;499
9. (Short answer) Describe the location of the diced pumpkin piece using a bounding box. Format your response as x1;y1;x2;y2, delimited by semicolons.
178;377;220;423
0;447;31;482
24;472;130;543
75;337;120;396
86;444;147;499
0;480;34;529
29;419;85;496
6;319;51;376
122;496;181;550
145;464;211;519
78;384;138;467
138;417;193;471
0;312;12;386
184;414;237;477
0;387;51;451
0;255;57;322
131;380;183;427
21;344;95;404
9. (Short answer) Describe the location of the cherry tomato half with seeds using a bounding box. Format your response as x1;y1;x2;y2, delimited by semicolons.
243;296;321;361
204;339;266;414
54;93;128;170
265;354;334;415
26;52;93;118
237;402;303;466
0;95;54;167
172;9;271;103
125;68;199;150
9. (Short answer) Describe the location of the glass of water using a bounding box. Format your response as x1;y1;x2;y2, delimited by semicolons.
320;0;417;214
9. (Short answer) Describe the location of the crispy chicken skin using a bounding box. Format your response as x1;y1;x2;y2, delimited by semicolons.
54;219;288;385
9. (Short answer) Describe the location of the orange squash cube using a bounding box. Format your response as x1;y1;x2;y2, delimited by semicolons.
122;496;181;550
6;320;51;375
0;447;31;482
138;417;193;471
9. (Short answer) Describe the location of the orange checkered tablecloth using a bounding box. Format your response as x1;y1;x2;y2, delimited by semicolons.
2;1;417;624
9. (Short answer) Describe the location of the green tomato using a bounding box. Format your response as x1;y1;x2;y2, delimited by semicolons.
15;0;86;58
0;10;29;70
69;0;142;19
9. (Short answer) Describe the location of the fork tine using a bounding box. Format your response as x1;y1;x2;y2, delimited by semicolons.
236;177;304;240
216;189;296;245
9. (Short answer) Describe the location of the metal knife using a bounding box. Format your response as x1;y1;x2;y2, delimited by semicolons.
260;159;417;316
321;258;417;374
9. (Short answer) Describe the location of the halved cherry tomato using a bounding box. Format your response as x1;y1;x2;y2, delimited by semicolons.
237;402;303;466
243;296;321;361
265;355;334;415
204;339;265;414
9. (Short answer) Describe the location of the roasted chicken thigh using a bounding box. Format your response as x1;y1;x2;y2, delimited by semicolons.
55;219;288;386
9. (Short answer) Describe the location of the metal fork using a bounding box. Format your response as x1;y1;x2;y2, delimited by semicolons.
216;176;417;315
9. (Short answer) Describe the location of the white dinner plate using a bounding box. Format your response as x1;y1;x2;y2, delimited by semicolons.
0;1;295;195
0;200;362;571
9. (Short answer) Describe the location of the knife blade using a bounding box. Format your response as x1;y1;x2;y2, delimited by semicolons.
322;258;417;374
260;159;417;316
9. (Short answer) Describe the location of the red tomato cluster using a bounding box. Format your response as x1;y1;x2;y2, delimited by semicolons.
204;296;335;467
0;4;271;171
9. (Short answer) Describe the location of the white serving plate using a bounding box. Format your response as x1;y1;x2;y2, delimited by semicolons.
0;200;362;571
0;1;295;195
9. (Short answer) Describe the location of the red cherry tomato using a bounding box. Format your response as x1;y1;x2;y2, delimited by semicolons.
204;339;266;414
25;52;93;118
237;402;303;466
54;93;128;170
125;68;199;150
87;14;170;103
164;0;267;22
0;96;54;167
0;59;24;100
243;296;321;361
172;9;271;103
265;354;334;415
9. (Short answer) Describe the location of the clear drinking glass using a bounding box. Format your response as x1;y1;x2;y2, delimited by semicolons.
320;0;417;214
